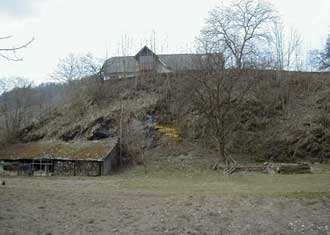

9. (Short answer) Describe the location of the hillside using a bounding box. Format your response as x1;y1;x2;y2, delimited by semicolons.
1;71;330;168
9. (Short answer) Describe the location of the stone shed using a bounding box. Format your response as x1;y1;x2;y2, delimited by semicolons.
0;138;122;176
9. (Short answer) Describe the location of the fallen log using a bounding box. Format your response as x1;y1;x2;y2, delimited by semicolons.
266;163;311;174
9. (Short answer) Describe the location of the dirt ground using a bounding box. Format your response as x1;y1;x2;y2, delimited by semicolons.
1;172;330;235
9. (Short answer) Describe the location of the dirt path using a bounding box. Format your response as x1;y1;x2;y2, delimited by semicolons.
1;177;330;235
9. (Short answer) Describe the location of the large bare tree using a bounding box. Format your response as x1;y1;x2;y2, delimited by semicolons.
196;0;274;173
199;0;276;69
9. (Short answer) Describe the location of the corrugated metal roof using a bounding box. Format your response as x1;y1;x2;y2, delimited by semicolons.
0;138;118;161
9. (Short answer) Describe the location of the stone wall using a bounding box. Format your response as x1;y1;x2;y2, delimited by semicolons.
53;160;101;176
53;161;75;176
75;161;101;176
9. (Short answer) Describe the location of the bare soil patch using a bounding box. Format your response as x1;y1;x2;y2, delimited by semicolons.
1;172;330;235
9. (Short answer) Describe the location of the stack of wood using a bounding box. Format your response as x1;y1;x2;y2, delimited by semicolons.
265;163;311;174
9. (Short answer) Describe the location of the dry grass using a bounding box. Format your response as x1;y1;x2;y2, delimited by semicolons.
109;164;330;198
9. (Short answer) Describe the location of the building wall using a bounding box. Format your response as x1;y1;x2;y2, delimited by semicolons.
139;55;155;72
102;146;120;175
75;161;101;176
53;161;75;176
53;160;101;176
102;154;112;175
1;144;122;176
1;160;34;176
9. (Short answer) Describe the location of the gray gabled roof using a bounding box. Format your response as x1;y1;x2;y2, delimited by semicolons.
104;56;139;74
103;53;206;76
158;54;204;71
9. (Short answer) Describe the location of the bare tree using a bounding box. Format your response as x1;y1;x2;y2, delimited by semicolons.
319;33;330;70
193;59;254;173
80;53;104;77
0;82;34;143
50;53;109;114
195;0;275;173
0;36;35;143
51;54;81;82
0;77;31;94
121;111;148;174
271;22;302;70
51;53;102;82
199;0;276;69
0;35;34;61
304;34;330;71
118;34;134;57
281;26;303;70
305;49;321;72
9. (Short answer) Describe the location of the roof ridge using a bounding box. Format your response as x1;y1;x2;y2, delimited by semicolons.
158;53;205;56
106;53;207;61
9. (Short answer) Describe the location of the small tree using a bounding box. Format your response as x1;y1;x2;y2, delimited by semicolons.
121;110;148;174
193;59;253;173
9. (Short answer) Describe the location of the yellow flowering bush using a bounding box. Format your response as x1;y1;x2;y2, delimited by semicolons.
155;124;180;141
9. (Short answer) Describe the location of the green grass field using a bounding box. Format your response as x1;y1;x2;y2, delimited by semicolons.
108;164;330;199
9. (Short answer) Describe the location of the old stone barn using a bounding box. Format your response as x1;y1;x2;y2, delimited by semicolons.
0;138;121;176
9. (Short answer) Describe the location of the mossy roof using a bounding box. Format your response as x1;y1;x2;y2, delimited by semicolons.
0;138;118;161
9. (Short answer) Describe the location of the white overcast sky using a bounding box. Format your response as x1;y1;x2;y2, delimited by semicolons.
0;0;329;84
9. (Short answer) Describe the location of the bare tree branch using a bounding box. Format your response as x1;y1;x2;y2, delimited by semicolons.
0;35;13;40
0;36;34;61
0;37;34;51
